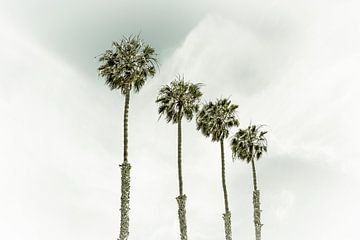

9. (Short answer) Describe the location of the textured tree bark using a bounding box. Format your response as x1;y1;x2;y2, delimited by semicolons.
223;211;232;240
176;194;188;240
251;159;262;240
119;162;131;240
176;113;188;240
253;190;262;240
221;140;232;240
119;92;131;240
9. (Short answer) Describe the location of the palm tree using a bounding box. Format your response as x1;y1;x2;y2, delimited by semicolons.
97;35;157;240
156;75;203;240
230;124;268;240
196;98;239;240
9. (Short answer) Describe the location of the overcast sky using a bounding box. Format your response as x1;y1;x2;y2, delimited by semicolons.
1;0;359;239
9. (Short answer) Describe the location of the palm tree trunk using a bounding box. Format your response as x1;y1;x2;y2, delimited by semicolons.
251;158;262;240
178;115;183;196
119;92;131;240
221;139;232;240
251;157;257;191
176;114;188;240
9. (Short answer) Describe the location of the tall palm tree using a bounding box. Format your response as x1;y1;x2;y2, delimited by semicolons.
98;35;157;240
196;98;239;240
156;75;203;240
230;124;268;240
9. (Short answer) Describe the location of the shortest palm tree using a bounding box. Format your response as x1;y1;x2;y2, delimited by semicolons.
156;75;203;240
230;124;268;240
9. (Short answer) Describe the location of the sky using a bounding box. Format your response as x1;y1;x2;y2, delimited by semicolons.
0;0;359;239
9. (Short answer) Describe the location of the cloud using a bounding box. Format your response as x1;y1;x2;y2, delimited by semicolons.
274;190;295;220
159;14;297;96
159;8;360;177
0;14;122;240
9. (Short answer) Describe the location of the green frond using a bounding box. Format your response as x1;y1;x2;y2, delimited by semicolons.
230;123;268;163
97;35;158;95
156;75;203;124
196;98;239;142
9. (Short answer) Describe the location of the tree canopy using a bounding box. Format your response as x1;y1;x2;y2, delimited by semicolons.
156;75;203;123
196;98;239;142
231;124;268;163
98;35;157;94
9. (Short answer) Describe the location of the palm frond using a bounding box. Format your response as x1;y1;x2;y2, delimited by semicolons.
230;123;268;163
97;35;158;95
156;75;203;124
196;98;239;142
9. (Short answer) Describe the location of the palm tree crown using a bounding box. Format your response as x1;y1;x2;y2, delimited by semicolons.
231;124;268;162
196;98;239;141
156;75;203;123
98;35;157;94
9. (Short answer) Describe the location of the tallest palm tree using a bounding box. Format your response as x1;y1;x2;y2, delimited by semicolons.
98;36;157;240
196;98;239;240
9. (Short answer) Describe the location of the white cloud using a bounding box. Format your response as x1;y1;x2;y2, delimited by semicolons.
0;15;121;240
159;14;294;96
274;190;295;220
